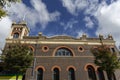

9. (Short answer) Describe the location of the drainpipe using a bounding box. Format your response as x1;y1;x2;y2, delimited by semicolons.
32;44;37;80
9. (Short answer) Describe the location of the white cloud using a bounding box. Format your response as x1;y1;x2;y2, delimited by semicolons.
6;0;60;29
0;0;60;53
84;16;94;28
60;19;78;30
77;30;84;38
95;0;120;49
61;0;99;15
0;17;12;54
62;0;120;49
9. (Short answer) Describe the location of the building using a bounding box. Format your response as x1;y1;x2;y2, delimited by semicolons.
4;22;120;80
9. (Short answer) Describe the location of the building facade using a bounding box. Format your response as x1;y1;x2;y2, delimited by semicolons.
4;22;120;80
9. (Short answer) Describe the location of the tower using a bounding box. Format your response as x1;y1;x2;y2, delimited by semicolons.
7;21;29;39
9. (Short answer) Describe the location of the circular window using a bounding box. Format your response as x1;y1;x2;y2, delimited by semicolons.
78;46;84;52
42;46;49;52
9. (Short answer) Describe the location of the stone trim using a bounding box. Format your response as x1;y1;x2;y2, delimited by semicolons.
51;65;61;71
28;45;35;52
66;65;76;71
84;63;97;71
78;46;84;52
35;66;45;71
42;46;49;52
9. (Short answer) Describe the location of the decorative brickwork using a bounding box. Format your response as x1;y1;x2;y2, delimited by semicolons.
3;22;120;80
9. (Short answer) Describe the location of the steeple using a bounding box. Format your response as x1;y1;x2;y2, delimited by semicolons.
7;21;29;39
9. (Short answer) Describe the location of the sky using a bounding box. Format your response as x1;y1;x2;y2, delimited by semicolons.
0;0;120;52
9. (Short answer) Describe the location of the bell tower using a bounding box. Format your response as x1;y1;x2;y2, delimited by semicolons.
7;21;29;39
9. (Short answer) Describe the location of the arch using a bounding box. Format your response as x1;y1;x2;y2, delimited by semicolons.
37;68;43;80
53;46;75;57
97;67;105;80
68;67;75;80
113;73;116;80
51;65;61;71
35;66;45;71
12;31;20;35
13;32;20;38
87;65;97;80
66;65;76;71
28;45;35;52
53;68;60;80
84;63;97;71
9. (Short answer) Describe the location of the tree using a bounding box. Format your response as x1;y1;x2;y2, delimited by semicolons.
91;45;120;80
0;0;21;18
1;43;33;80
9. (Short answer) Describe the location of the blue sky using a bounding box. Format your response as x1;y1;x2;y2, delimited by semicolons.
0;0;120;50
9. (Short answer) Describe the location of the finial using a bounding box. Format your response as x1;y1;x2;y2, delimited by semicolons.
108;34;113;39
99;34;103;39
82;33;87;40
39;32;42;36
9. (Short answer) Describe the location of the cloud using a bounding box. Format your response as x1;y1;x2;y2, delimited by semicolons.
84;16;94;28
61;0;120;49
0;17;12;54
61;0;99;15
60;19;78;30
6;0;60;29
76;30;84;38
95;0;120;49
0;0;60;53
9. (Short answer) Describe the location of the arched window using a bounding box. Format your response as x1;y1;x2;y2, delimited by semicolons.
97;68;105;80
55;48;73;56
68;68;75;80
53;68;60;80
87;65;96;80
29;46;34;52
22;74;25;80
113;73;116;80
37;68;43;80
13;33;19;38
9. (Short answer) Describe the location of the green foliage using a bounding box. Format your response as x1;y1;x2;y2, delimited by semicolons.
0;8;6;18
0;0;21;18
91;45;120;80
1;43;33;74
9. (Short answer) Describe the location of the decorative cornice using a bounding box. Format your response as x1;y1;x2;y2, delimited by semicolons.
6;38;115;45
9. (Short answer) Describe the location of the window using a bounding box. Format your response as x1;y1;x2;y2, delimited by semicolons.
113;73;116;80
97;68;105;80
68;68;75;80
111;48;115;53
42;46;49;52
53;68;60;80
29;46;34;52
78;46;84;52
22;74;25;80
55;48;73;56
13;33;19;38
87;65;96;80
37;68;43;80
107;73;116;80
